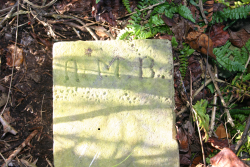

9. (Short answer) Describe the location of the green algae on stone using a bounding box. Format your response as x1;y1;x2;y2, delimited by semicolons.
53;39;179;167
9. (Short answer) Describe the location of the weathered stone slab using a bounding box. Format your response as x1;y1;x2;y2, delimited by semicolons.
53;39;179;167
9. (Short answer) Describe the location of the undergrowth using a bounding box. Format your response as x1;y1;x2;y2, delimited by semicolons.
117;2;195;40
212;5;250;23
116;0;250;160
213;40;249;72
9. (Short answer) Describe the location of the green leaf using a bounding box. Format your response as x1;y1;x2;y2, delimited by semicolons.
193;99;210;142
171;37;178;48
96;0;101;3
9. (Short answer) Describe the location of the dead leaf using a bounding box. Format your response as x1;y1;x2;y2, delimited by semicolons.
186;33;216;59
30;32;52;49
3;110;15;124
93;26;109;38
158;34;173;40
210;147;249;167
6;44;24;67
176;123;189;152
229;29;250;48
56;0;91;15
171;19;186;43
207;137;229;150
203;0;214;23
180;150;191;165
191;155;202;167
174;90;183;111
215;124;231;139
208;24;230;47
161;15;176;27
189;4;200;23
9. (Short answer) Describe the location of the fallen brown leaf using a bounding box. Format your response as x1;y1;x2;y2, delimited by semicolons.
208;24;230;47
180;151;191;165
210;147;249;167
215;123;231;139
203;0;214;23
6;44;24;67
176;123;189;152
229;29;250;48
3;110;15;124
207;137;229;150
186;33;216;59
161;15;176;27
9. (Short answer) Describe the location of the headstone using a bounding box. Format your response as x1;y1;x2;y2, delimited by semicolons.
53;40;179;167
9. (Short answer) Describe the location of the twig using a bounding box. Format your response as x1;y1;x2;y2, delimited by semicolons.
117;1;166;20
235;114;250;154
62;22;87;32
0;152;6;163
0;0;20;116
23;0;57;9
20;159;37;167
80;17;121;30
0;5;17;13
205;59;235;127
45;156;53;167
198;0;208;24
1;130;38;167
73;27;82;39
48;14;98;40
192;78;212;99
0;115;18;137
40;94;45;122
209;65;218;137
189;70;206;167
0;2;17;28
29;8;57;39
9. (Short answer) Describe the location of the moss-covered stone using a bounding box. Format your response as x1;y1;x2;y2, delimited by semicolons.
53;40;179;167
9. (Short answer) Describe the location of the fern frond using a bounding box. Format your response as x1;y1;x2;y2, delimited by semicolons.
117;28;131;40
214;41;246;72
178;5;196;23
122;0;132;13
230;107;250;115
213;5;250;23
178;43;195;79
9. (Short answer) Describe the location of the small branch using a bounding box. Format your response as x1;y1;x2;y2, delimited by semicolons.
0;5;17;13
23;0;57;9
48;14;98;40
198;0;208;24
189;70;206;167
0;2;17;28
1;130;38;167
73;27;82;39
192;78;212;99
1;0;20;116
0;152;6;163
117;1;166;20
209;65;218;137
29;8;57;39
205;59;234;127
235;114;250;154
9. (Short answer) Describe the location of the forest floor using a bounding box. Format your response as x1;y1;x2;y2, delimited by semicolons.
0;0;250;167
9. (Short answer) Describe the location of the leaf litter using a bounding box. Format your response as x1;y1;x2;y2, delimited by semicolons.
0;0;250;166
